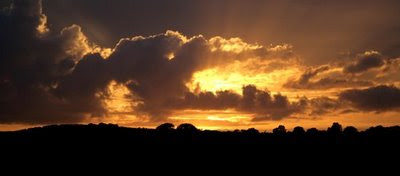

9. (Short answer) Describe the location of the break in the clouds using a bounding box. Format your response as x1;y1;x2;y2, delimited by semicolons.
1;0;400;128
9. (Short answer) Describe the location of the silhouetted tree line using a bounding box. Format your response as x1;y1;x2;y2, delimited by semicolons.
1;122;400;148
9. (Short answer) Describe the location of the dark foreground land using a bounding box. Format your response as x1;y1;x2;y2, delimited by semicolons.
1;122;400;149
2;122;400;166
2;122;398;169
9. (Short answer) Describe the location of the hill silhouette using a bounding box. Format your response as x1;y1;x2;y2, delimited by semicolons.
1;122;400;149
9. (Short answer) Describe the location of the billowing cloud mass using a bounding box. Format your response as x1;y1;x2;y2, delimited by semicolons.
0;0;298;124
1;0;400;129
339;85;400;112
344;51;385;74
284;65;374;90
309;97;343;116
39;0;400;64
0;0;97;123
168;85;307;120
61;31;297;121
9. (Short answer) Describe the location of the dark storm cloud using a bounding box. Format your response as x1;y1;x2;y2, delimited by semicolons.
106;32;210;120
65;32;294;121
344;51;385;74
244;85;308;121
284;65;374;90
55;53;110;118
168;90;241;110
297;66;330;85
309;97;342;116
168;85;307;121
0;0;98;123
339;85;400;112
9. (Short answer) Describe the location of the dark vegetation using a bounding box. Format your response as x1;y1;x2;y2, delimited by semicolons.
1;122;400;149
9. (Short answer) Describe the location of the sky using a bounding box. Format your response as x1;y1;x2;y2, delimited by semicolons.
1;0;400;131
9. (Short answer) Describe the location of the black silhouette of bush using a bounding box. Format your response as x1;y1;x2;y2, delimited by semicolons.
273;125;286;135
343;126;358;136
327;122;343;135
177;123;198;134
306;128;320;136
243;128;259;135
156;123;175;132
292;126;305;136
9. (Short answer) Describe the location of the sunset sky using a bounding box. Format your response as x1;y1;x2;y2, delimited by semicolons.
1;0;400;131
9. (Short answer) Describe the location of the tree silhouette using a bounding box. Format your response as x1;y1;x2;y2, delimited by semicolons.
327;122;343;135
306;128;319;136
293;126;305;135
244;128;259;135
156;123;175;132
177;123;198;134
343;126;358;136
273;125;286;135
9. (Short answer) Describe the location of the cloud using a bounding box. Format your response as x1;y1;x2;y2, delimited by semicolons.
343;51;385;74
295;65;330;85
168;90;241;110
42;0;400;66
0;0;296;124
284;51;400;91
55;53;110;118
284;65;374;90
106;31;210;120
168;85;307;121
309;96;342;116
0;0;100;123
339;85;400;112
76;31;294;121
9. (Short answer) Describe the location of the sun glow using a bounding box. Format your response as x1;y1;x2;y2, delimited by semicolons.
168;109;254;130
102;81;133;113
209;37;262;53
166;52;175;60
187;59;302;94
